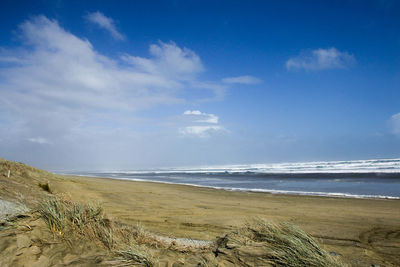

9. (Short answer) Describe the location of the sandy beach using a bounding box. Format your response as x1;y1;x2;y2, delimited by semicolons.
48;174;400;266
1;158;399;266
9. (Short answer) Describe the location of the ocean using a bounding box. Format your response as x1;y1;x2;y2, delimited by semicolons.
60;158;400;199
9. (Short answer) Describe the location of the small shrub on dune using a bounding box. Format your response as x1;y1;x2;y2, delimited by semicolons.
38;182;51;193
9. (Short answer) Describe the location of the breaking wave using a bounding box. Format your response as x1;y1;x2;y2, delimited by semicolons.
57;158;400;199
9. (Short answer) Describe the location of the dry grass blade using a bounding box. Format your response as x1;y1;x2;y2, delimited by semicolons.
115;245;158;267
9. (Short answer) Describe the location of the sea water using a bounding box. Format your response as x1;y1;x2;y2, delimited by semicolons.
60;158;400;199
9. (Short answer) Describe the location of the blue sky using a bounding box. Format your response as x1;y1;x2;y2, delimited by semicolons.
0;0;399;170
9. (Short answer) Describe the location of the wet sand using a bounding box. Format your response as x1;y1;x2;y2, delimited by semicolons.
51;175;400;266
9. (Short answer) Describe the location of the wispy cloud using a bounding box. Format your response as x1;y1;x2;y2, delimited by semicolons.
121;41;204;79
180;110;224;137
183;110;203;115
85;11;125;40
28;137;51;144
389;113;400;135
222;75;261;84
286;47;355;71
179;125;223;138
183;110;218;124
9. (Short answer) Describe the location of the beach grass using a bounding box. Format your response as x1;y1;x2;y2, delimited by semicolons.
114;245;158;267
216;218;345;267
38;196;159;264
39;197;113;246
39;198;66;234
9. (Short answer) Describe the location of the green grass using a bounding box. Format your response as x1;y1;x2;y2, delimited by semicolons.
39;198;65;234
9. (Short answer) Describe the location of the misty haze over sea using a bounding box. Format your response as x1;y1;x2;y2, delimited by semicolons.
58;158;400;199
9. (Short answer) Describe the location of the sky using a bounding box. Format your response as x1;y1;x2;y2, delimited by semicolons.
0;0;399;170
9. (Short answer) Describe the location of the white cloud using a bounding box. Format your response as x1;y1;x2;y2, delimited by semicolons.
286;48;355;71
389;113;400;135
222;75;261;84
179;110;224;137
0;16;219;147
179;126;223;138
0;16;189;115
85;11;124;40
0;16;258;165
184;110;202;115
122;41;203;79
28;137;51;144
183;110;218;124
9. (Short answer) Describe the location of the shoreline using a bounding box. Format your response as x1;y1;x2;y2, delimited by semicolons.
60;173;400;200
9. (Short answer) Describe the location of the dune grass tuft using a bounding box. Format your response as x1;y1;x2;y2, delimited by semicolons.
218;218;345;267
38;196;112;247
38;196;159;264
39;198;66;234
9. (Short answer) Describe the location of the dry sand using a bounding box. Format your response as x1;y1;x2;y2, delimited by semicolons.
49;175;400;266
